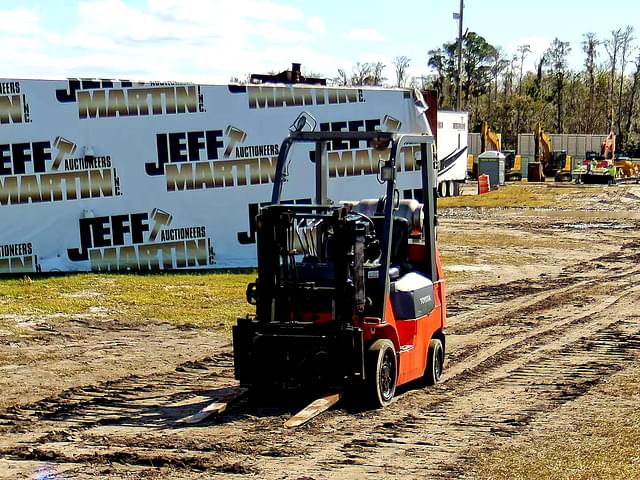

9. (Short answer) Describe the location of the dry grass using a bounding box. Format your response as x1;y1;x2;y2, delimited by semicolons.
473;365;640;479
0;319;39;339
0;267;475;336
0;272;256;331
440;184;591;209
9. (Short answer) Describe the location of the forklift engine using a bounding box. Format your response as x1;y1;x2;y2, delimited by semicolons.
233;128;447;407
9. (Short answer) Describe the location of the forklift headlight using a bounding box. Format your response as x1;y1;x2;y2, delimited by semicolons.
380;163;395;182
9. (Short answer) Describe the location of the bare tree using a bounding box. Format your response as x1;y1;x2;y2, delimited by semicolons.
517;44;531;95
514;45;530;137
393;56;411;87
343;62;388;86
582;33;599;133
605;28;623;131
625;53;640;141
492;48;508;97
369;62;387;86
617;26;635;140
545;38;572;132
334;69;350;86
502;54;515;97
350;62;372;86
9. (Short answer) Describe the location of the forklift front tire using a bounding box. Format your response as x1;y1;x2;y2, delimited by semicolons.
424;338;444;386
366;339;397;408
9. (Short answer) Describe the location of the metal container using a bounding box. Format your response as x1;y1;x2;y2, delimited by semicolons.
477;151;505;187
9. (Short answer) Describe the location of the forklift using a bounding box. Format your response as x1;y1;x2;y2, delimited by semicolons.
233;120;447;411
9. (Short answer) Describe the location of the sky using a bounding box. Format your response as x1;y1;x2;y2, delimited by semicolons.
1;0;638;84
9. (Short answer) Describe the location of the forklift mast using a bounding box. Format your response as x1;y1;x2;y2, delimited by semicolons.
268;130;438;320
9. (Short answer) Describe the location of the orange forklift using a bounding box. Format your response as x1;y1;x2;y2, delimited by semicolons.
233;122;447;409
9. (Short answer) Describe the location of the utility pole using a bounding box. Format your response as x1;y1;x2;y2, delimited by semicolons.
454;0;464;111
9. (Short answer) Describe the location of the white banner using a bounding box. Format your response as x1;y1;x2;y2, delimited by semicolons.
0;79;431;273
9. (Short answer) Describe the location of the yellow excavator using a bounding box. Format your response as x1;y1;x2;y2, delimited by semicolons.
531;124;572;182
502;149;523;181
482;121;501;151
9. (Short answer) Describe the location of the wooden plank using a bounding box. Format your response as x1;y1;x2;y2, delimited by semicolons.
179;386;247;424
284;391;342;428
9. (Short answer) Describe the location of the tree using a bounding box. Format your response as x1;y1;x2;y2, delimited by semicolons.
582;33;599;133
517;44;531;95
461;32;496;109
337;62;388;87
369;62;386;86
350;62;372;86
617;26;635;141
427;48;450;108
419;25;639;151
605;28;623;131
545;38;571;132
334;68;350;86
625;53;640;143
515;44;531;135
490;47;509;110
393;56;411;87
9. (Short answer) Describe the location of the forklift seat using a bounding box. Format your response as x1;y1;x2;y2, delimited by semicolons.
390;216;409;266
371;216;410;267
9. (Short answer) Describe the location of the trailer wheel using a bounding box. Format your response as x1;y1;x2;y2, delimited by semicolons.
438;181;448;198
424;338;444;386
366;339;397;408
447;180;455;197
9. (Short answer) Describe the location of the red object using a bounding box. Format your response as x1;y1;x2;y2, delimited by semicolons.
601;131;615;160
422;89;438;145
478;174;490;194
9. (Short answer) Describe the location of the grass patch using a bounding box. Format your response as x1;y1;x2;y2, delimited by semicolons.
440;268;472;284
0;268;471;333
473;366;640;479
0;272;256;331
439;184;591;209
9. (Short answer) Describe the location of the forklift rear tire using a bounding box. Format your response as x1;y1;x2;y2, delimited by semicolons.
366;339;397;408
424;338;444;386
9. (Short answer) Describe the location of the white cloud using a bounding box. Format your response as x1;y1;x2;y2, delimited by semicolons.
0;1;346;83
347;28;384;42
147;0;303;22
252;23;310;44
307;16;325;34
0;7;41;34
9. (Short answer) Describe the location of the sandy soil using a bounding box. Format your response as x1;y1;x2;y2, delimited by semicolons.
1;184;639;479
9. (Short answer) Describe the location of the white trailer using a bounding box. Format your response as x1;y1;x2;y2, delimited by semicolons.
0;78;437;273
436;110;468;197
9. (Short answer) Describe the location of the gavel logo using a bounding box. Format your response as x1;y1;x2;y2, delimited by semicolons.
149;208;173;242
224;125;247;158
52;136;78;170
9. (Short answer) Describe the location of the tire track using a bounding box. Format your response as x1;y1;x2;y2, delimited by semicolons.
1;245;640;478
294;285;640;478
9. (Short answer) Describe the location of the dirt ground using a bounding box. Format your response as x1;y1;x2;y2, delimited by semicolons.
1;183;640;479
